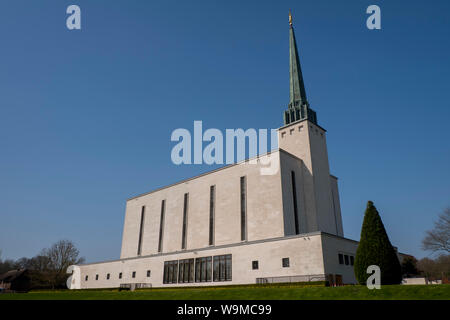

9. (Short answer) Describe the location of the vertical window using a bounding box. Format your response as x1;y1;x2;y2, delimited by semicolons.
119;272;122;279
181;193;189;250
252;261;259;270
291;171;300;234
137;206;146;256
201;258;207;282
172;261;178;283
85;275;88;281
338;253;344;265
178;259;194;283
163;260;178;284
225;255;232;280
213;257;219;281
184;260;189;282
195;257;212;282
240;176;247;241
189;259;195;283
350;256;354;266
219;255;225;280
213;254;232;282
209;185;215;246
168;262;173;283
158;200;165;253
163;262;169;284
147;270;151;277
179;259;184;282
106;273;110;280
95;274;99;280
206;257;212;282
282;258;290;268
132;271;136;278
331;188;339;235
344;255;349;265
195;258;201;282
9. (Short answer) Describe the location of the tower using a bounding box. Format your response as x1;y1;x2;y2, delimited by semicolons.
278;12;344;236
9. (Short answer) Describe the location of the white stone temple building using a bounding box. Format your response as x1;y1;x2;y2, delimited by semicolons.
75;14;365;289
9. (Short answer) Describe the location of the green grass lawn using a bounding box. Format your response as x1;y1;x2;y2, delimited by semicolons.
0;284;449;300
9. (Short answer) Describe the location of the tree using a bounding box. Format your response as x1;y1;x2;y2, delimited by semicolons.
29;255;52;272
422;207;450;254
354;201;402;285
0;250;17;274
417;255;450;281
1;240;84;289
41;240;85;288
401;256;419;277
43;240;85;273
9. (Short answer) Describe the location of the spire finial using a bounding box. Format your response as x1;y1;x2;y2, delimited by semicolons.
283;11;318;126
288;11;307;107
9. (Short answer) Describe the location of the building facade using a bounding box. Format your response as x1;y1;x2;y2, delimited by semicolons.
76;14;361;289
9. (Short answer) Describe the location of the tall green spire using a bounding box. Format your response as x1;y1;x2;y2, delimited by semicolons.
289;11;307;106
283;11;317;126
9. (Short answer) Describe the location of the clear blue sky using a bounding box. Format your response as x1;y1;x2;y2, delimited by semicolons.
0;0;449;262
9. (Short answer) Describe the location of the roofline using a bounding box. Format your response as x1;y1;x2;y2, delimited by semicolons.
278;118;327;132
127;147;334;201
126;120;328;202
321;231;359;244
127;149;282;201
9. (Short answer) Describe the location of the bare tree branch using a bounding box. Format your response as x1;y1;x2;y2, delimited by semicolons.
40;240;85;288
422;208;450;254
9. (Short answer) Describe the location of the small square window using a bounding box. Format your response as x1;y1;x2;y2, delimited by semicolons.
119;272;122;279
147;270;151;277
95;274;99;280
252;261;259;270
282;258;290;268
85;275;88;281
344;255;349;265
132;271;136;278
350;256;354;266
106;273;110;280
338;254;344;265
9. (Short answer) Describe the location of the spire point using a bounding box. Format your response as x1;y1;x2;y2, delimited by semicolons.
283;12;318;126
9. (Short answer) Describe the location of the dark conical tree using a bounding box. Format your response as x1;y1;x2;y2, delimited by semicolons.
354;201;402;285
